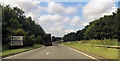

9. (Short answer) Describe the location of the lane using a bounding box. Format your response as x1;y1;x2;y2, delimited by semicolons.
42;45;92;59
3;44;96;60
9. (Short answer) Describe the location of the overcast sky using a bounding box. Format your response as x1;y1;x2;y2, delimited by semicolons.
0;0;119;37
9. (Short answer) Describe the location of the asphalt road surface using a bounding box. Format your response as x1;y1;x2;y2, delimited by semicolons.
3;44;98;61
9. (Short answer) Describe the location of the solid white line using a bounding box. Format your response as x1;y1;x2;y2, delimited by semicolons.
46;52;50;55
66;46;100;61
3;46;45;59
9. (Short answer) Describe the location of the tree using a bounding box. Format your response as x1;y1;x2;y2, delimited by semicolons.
12;29;26;36
63;8;120;41
36;35;43;44
2;5;45;49
24;34;36;46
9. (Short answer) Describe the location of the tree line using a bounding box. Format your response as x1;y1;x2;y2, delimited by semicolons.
52;36;62;42
63;8;120;42
1;5;45;50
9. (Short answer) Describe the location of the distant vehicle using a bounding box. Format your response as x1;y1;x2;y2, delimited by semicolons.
11;36;23;46
43;34;52;46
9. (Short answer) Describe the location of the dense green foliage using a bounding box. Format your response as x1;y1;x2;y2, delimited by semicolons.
63;8;120;42
2;5;45;49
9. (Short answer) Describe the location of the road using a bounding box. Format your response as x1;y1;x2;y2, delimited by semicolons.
3;44;98;61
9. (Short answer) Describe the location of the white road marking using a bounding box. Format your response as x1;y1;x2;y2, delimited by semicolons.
3;46;45;59
66;46;100;61
46;52;49;55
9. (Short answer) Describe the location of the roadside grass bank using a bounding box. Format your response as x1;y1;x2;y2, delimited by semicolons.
61;40;119;59
80;39;120;46
2;44;43;57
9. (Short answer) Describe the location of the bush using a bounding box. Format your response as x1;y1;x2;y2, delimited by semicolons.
36;35;43;44
2;42;11;51
23;34;35;46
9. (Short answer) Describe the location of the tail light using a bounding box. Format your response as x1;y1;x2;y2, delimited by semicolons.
44;42;46;45
49;42;51;44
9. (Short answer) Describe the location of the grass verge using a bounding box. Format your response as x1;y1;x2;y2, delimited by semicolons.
80;39;119;46
2;44;43;57
62;41;119;59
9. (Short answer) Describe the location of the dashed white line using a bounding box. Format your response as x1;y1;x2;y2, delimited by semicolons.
46;52;50;55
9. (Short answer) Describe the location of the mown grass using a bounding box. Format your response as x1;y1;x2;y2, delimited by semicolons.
80;39;119;46
62;40;119;59
2;44;43;56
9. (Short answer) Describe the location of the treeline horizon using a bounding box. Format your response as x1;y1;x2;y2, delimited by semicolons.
1;5;45;50
63;8;120;42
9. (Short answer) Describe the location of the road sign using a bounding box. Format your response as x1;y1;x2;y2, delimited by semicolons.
11;36;23;46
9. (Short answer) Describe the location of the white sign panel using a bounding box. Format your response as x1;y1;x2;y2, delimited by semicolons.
11;36;23;46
